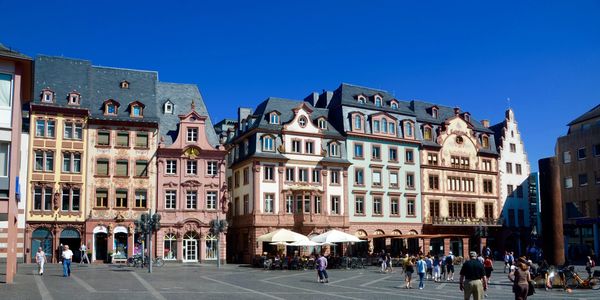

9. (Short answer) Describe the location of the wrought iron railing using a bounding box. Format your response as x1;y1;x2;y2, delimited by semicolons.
425;216;503;226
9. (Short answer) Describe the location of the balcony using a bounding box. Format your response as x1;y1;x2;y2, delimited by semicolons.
425;216;503;227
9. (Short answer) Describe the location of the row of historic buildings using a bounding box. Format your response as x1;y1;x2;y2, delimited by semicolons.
1;47;536;276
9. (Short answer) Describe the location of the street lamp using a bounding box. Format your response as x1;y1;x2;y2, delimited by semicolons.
209;216;228;268
135;210;161;273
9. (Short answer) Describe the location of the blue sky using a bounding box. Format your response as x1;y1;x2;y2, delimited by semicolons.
2;0;599;170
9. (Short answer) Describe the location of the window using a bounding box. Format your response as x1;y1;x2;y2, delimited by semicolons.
510;143;516;153
482;159;492;171
518;209;525;227
355;196;364;214
115;160;128;177
134;190;147;208
243;194;249;214
594;144;600;157
135;160;148;177
424;126;432;141
96;189;108;208
61;188;80;211
35;119;55;138
449;156;470;169
303;195;310;213
62;153;81;173
262;136;274;152
578;148;586;160
243;140;249;156
564;177;573;189
354;143;363;158
114;132;129;147
483;179;493;193
164;102;173;114
0;74;11;107
563;151;572;163
106;103;117;115
207;161;218;176
579;174;588;186
312;169;321;183
405;149;414;163
330;169;339;184
187;128;198;142
484;203;494;219
186;191;197;209
455;136;464;144
389;122;396;135
318;118;327;129
404;122;414;138
269;113;280;124
373;120;380;133
390;172;398;187
0;143;8;177
516;186;523;198
329;143;340;157
331;196;340;215
34;151;54;172
507;184;514;195
295;195;303;214
372;170;382;186
165;190;176;209
120;81;129;89
373;197;382;215
428;175;439;190
186;160;197;175
234;171;240;187
305;141;314;154
354;115;362;130
449;201;475;218
285;195;293;214
264;165;274;181
382;119;388;133
354;168;364;185
429;200;440;218
506;162;513;174
298;168;308;182
132;105;143;117
264;193;274;213
286;168;295;181
97;131;110;146
508;209;515;227
357;95;366;103
63;122;83;140
372;145;381;160
595;171;600;184
243;167;249;185
206;191;217;210
391;102;398;109
166;160;177;174
516;164;522;175
391;198;399;215
96;159;109;176
374;96;382;107
33;187;51;210
406;173;415;189
427;153;438;165
291;140;301;153
406;198;415;216
115;190;128;208
432;107;438;119
389;148;397;161
298;116;307;128
136;132;149;148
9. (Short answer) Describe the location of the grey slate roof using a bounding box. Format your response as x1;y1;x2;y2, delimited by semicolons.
567;104;600;126
34;55;159;123
331;83;415;116
156;82;219;147
488;121;506;151
0;43;31;60
410;100;494;134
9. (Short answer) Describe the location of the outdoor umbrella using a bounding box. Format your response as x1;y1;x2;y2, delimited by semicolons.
310;229;363;243
288;240;323;246
257;228;309;243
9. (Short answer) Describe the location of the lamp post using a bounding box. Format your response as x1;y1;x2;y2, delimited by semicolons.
135;210;161;273
210;216;228;268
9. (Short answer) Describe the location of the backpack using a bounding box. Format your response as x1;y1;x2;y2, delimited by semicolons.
445;255;453;265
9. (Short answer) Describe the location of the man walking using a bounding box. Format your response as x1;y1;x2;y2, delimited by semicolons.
80;243;89;264
316;253;329;283
417;256;427;289
446;251;455;281
62;245;74;277
459;251;488;300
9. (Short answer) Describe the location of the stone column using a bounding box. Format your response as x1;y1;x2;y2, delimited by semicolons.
480;237;487;255
539;157;565;265
423;238;431;256
462;238;469;259
444;238;450;255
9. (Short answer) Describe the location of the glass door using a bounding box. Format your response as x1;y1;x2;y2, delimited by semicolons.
183;239;197;262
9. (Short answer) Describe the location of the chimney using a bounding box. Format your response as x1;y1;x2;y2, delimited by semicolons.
303;92;319;107
318;91;334;108
481;120;489;128
454;107;460;115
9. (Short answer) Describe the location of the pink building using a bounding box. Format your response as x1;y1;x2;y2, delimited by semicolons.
155;83;227;263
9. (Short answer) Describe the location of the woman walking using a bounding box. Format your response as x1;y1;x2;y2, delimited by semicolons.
405;257;415;288
35;247;46;276
508;257;531;300
484;256;494;283
433;255;441;282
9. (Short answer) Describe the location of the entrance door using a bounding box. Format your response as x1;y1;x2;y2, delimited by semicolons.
183;239;198;262
95;233;108;262
60;228;81;262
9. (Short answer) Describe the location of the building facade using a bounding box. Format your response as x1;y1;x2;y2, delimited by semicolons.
0;44;31;283
555;104;600;262
314;84;423;255
155;82;227;263
225;98;350;263
414;101;502;257
490;108;532;255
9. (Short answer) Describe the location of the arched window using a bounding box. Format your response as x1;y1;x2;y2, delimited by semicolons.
164;101;173;114
164;233;177;260
389;122;396;135
354;115;362;130
424;126;432;141
482;135;489;149
432;107;438;119
31;228;53;261
404;121;414;138
391;102;398;109
269;113;280;124
329;142;340;157
318;118;327;129
374;96;382;107
298;116;307;128
183;231;199;262
382;119;388;133
205;234;218;260
357;95;366;104
262;136;274;152
67;92;80;105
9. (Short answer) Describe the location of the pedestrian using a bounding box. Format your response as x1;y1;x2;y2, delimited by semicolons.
483;256;493;283
585;256;594;278
80;243;89;264
425;255;433;280
504;251;510;273
440;254;446;280
417;256;427;289
316;253;329;283
433;255;441;282
385;252;393;273
446;251;455;281
508;257;532;300
459;251;488;300
35;247;46;276
62;245;73;277
380;250;387;273
405;257;415;289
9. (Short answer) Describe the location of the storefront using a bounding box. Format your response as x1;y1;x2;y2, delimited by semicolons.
59;228;81;262
163;233;177;260
183;231;199;262
93;226;108;262
31;228;53;263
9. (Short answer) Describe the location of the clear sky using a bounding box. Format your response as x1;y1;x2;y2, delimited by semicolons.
2;0;599;170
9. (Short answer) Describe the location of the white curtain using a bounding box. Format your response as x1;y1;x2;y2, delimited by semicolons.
0;74;12;107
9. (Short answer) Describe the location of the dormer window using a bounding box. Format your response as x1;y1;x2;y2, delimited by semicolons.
357;95;366;104
129;101;145;118
423;125;433;141
374;96;382;107
107;104;116;114
391;102;398;109
403;121;414;138
318;118;327;130
262;135;274;152
66;92;81;105
298;116;307;128
41;88;54;103
481;135;490;149
463;113;471;122
120;81;129;89
431;107;439;119
164;101;173;114
103;99;120;116
329;142;340;157
269;112;280;124
381;119;388;133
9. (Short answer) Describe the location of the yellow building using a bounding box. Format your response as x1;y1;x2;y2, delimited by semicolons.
24;88;88;263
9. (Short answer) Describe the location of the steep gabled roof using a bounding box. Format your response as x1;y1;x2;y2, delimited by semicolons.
567;104;600;126
332;83;414;116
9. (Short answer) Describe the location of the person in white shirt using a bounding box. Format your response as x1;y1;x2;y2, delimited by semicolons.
62;245;74;277
80;243;89;264
35;247;46;276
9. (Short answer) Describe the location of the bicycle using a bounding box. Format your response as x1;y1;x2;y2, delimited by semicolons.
563;266;600;290
127;255;164;268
